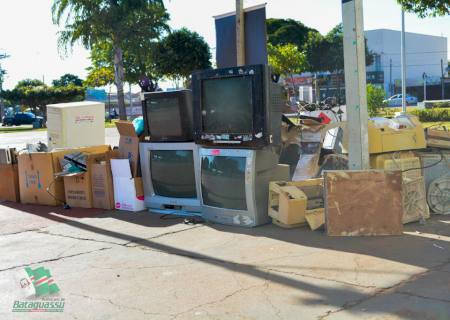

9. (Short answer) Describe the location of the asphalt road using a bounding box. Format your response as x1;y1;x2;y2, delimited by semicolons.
0;127;120;149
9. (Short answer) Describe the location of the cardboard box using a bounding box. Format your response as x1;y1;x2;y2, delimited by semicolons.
115;121;143;178
18;145;110;206
64;173;92;208
91;162;115;210
111;159;145;212
370;151;422;180
269;178;324;227
426;128;450;149
63;152;110;209
0;164;20;202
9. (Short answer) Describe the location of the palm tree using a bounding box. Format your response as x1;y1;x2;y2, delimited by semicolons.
52;0;169;120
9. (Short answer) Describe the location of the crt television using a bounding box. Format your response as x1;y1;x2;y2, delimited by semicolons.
192;64;284;148
139;142;202;215
200;147;289;227
141;90;194;142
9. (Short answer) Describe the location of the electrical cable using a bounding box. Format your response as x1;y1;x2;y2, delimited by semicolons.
46;177;69;208
389;148;448;174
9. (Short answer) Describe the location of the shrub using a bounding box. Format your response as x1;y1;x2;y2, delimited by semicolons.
367;84;386;116
408;108;450;122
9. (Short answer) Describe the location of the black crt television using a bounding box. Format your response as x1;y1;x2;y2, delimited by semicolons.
141;90;194;142
192;64;284;149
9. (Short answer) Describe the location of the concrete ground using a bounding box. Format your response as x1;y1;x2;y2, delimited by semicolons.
0;127;119;149
0;202;449;319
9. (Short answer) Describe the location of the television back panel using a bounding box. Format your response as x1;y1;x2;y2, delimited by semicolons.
192;64;283;149
141;90;194;142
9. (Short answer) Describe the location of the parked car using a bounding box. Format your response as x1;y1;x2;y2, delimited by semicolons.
383;94;418;107
1;112;44;127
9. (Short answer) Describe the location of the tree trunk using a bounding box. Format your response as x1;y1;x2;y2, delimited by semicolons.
113;44;126;120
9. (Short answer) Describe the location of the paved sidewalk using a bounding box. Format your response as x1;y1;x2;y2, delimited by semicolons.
0;201;449;319
0;127;119;149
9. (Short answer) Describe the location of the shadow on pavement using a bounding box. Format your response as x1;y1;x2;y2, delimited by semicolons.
2;201;450;317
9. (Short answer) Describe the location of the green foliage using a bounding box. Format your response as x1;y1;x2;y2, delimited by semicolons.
85;67;115;88
86;38;162;86
0;52;9;90
267;19;318;49
268;43;308;77
52;0;169;53
367;84;387;117
409;108;450;122
52;0;170;119
397;0;449;17
0;79;84;115
52;73;83;87
16;79;44;89
153;28;211;85
304;24;373;73
434;101;450;108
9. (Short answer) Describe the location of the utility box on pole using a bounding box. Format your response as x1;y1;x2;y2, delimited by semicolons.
342;0;370;170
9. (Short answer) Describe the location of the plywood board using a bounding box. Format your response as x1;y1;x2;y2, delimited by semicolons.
324;170;404;236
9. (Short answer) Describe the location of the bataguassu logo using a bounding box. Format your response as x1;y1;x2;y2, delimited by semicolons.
12;266;65;313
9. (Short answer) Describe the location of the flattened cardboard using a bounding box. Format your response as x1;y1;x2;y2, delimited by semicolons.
63;152;110;208
0;164;20;202
91;162;115;210
64;173;92;208
111;159;145;212
115;121;143;178
324;170;404;236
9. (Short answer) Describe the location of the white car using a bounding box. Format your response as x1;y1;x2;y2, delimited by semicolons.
383;94;418;107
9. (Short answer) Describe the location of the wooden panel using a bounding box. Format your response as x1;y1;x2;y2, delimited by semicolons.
325;170;404;236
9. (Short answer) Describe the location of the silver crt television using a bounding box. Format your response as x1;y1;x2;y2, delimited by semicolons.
139;142;202;215
200;147;289;227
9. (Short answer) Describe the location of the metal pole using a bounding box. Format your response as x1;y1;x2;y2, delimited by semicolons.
441;59;445;99
342;0;370;170
236;0;245;66
423;76;426;101
389;58;393;96
401;9;407;112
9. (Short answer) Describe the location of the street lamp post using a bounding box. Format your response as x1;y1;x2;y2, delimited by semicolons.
401;9;407;113
422;72;427;102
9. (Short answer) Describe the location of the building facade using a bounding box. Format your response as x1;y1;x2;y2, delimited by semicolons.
365;29;448;99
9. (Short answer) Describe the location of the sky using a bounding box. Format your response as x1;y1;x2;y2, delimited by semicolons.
0;0;448;90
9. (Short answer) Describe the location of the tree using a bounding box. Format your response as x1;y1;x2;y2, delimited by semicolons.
367;84;386;117
267;19;318;49
154;28;211;87
305;24;373;73
0;79;84;118
0;52;9;92
397;0;449;17
52;0;169;120
52;73;83;87
85;67;115;88
268;43;308;100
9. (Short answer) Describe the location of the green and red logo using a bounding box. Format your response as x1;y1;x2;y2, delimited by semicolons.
25;266;60;296
12;266;64;313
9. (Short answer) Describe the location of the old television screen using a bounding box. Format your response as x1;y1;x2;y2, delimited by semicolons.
201;76;253;134
150;150;197;198
147;97;182;137
201;155;247;210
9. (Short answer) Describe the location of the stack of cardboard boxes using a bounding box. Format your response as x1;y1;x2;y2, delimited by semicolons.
0;148;20;202
0;120;145;213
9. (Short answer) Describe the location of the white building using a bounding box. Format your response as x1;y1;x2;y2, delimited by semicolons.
365;29;448;98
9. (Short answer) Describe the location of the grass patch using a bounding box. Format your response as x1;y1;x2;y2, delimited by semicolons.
0;125;47;133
